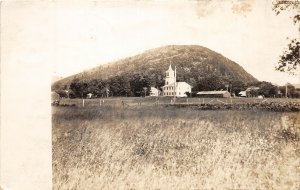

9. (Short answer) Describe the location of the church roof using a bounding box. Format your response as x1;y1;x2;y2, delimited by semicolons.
150;87;159;91
163;82;192;87
167;64;174;72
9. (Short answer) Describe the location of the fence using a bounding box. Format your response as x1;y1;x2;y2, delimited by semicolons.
57;97;300;109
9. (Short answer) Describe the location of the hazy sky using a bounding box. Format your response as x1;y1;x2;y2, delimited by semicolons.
2;0;300;85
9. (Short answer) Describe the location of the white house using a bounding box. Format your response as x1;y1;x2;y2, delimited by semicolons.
87;93;93;99
149;87;160;96
238;91;247;97
162;65;192;97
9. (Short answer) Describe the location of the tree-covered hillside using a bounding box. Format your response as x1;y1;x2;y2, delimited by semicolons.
52;45;258;97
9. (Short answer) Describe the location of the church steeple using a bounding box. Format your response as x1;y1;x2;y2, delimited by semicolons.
168;64;173;72
165;64;175;85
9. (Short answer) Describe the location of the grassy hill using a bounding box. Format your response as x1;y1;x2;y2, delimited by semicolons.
52;45;258;95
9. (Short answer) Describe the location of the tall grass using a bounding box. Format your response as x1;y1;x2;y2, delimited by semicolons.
53;106;300;189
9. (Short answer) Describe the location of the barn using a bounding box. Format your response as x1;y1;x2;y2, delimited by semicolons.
196;91;231;98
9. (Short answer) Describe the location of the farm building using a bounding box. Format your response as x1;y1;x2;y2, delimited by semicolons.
196;90;231;98
238;91;247;97
149;87;160;96
87;93;93;99
238;86;260;97
162;65;192;97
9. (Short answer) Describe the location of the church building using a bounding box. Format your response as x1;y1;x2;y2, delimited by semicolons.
162;65;192;97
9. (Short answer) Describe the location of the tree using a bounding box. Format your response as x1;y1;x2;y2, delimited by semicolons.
130;74;150;97
194;74;225;91
108;76;131;96
55;89;69;98
69;78;89;98
286;83;296;97
87;79;102;97
247;89;259;97
279;83;297;98
231;80;246;96
273;0;300;73
185;91;191;97
257;81;277;97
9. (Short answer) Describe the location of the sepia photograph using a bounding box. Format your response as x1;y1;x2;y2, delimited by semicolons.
1;0;300;189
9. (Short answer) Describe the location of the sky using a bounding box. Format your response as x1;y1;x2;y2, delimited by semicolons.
2;0;300;85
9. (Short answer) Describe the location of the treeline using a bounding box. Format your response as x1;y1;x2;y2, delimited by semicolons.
64;74;154;98
242;82;299;98
53;72;299;98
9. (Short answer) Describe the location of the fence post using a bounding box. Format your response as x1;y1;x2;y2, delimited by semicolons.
82;99;85;107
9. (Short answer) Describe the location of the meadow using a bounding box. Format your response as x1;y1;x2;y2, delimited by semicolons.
53;99;300;189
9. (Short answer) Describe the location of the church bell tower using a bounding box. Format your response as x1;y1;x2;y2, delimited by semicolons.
165;64;175;85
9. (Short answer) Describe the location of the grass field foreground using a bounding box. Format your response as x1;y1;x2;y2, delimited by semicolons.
53;105;300;189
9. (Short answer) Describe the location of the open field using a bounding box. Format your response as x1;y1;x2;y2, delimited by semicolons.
53;103;300;189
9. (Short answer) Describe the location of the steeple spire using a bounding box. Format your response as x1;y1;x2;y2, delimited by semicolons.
168;64;173;71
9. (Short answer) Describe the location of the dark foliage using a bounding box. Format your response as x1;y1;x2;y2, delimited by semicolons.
273;0;300;73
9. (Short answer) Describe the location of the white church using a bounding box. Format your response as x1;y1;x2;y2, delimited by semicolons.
162;65;192;97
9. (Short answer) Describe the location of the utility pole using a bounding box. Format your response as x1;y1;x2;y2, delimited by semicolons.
106;87;109;98
285;83;288;98
143;87;147;97
174;66;176;103
82;92;84;107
